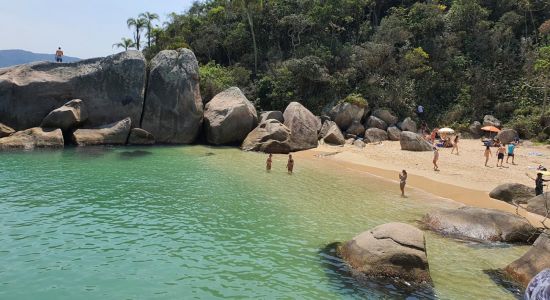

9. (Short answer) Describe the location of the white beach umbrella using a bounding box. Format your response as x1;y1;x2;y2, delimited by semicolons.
438;128;455;134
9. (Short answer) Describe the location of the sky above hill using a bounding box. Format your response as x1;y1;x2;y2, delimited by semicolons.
0;0;194;59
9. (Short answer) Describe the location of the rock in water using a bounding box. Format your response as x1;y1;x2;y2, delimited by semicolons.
283;102;319;151
483;115;502;128
241;119;291;154
366;116;388;130
259;111;284;123
0;127;64;150
328;102;365;131
400;117;417;132
364;128;388;143
128;128;155;145
346;121;365;136
323;124;345;145
0;123;15;138
373;109;398;126
141;49;203;144
338;222;431;285
204;87;257;145
387;126;401;141
496;129;518;144
505;233;550;287
489;183;535;204
41;99;87;131
73;118;131;146
400;131;432;151
527;193;550;217
423;206;538;243
0;51;146;130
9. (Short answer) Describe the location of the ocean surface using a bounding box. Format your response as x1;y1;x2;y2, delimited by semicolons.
0;146;527;299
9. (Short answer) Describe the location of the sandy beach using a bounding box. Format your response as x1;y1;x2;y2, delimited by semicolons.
297;138;550;225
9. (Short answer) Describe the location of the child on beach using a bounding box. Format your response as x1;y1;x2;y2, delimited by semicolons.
399;170;407;197
484;145;492;167
433;147;439;171
266;154;272;171
497;144;506;167
287;154;294;174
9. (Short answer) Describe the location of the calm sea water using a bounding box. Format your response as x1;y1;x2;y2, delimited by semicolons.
0;146;527;299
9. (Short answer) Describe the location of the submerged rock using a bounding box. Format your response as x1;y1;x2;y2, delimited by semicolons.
241;119;291;154
0;127;63;150
73;118;131;146
141;49;203;144
423;206;539;243
505;233;550;287
0;123;15;138
41;99;87;131
400;131;432;151
128;128;155;145
489;183;535;204
283;102;318;151
364;128;387;143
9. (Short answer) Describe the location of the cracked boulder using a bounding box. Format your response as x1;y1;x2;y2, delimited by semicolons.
241;119;291;154
283;102;318;151
338;222;431;285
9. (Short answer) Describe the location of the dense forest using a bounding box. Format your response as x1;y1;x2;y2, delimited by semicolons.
121;0;550;140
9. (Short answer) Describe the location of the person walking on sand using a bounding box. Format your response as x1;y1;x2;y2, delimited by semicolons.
399;170;407;197
497;144;506;167
266;154;273;172
526;173;550;196
484;145;492;167
287;154;294;174
506;142;516;165
451;135;459;155
432;147;439;171
55;47;64;63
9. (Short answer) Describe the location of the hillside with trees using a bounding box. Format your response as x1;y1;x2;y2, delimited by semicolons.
121;0;550;140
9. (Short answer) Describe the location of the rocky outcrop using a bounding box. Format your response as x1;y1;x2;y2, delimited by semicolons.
346;121;365;136
496;129;518;144
400;117;417;132
0;123;15;138
73;118;131;146
0;51;146;130
364;128;388;143
505;233;550;287
323;124;345;145
203;87;258;145
128;128;155;145
0;127;64;150
328;102;365;131
41;99;87;131
259;111;284;123
338;222;431;285
366;116;387;130
241;119;291;154
469;121;483;138
489;183;535;204
423;206;538;243
527;193;550;217
387;126;401;141
373;109;398;126
400;131;432;151
483;115;502;128
141;49;203;144
283;102;318;151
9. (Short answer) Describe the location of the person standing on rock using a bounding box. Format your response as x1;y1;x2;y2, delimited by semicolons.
55;47;64;63
287;154;294;174
266;154;273;172
484;145;492;167
399;170;407;197
433;147;439;171
526;173;550;196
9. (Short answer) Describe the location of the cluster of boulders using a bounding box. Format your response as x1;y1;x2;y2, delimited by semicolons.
490;183;550;217
468;115;518;143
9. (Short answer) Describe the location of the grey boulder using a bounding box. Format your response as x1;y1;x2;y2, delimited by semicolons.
469;121;483;138
346;121;365;136
128;128;155;145
400;131;432;151
387;126;401;141
204;87;258;145
364;128;388;143
259;111;284;123
328;102;365;131
0;127;64;150
483;115;502;128
527;193;550;217
73;117;131;146
41;99;87;131
366;115;388;130
400;117;417;132
241;119;291;154
496;129;518;144
373;109;398;126
318;120;336;140
353;139;366;148
0;123;15;138
141;49;203;144
489;183;535;204
283;102;318;151
323;124;345;145
505;233;550;287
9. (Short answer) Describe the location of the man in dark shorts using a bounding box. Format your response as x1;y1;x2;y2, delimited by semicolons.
496;144;506;167
527;173;550;196
55;47;64;63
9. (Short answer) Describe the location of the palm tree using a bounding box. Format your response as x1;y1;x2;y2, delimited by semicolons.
127;17;147;50
112;38;136;51
139;12;160;49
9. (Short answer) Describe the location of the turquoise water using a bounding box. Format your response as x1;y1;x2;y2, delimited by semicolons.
0;146;527;299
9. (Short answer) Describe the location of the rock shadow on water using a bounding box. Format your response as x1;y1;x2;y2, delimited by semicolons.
483;269;524;299
71;146;114;159
319;242;436;299
118;150;153;159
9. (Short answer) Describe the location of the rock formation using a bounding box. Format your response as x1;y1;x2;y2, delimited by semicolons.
259;111;284;123
41;99;87;131
345;121;365;136
73;118;131;146
483;115;502;128
366;116;388;130
527;193;550;217
489;183;535;204
128;128;155;145
0;123;15;138
328;102;365;131
373;109;398;126
0;127;64;150
400;117;417;132
387;126;401;141
283;102;318;151
364;128;387;143
505;232;550;287
400;131;433;151
469;121;483;138
353;139;365;148
323;123;345;145
241;119;291;154
496;129;518;144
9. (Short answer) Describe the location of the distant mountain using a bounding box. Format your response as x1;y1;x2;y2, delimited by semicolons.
0;49;80;68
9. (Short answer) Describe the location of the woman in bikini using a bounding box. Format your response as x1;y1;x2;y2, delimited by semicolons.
399;170;407;197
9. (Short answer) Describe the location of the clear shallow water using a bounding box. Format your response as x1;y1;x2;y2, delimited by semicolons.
0;146;527;299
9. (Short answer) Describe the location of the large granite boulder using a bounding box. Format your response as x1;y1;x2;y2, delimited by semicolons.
328;102;365;131
0;127;64;150
141;49;203;144
0;51;146;130
373;109;398;126
527;193;550;217
259;111;284;123
505;233;550;287
400;117;417;132
0;123;15;138
364;128;388;143
496;129;518;144
423;206;538;243
483;115;502;128
365;116;387;130
283;102;318;151
338;222;431;284
204;87;258;145
400;131;432;151
73;118;131;146
241;119;291;154
318;120;336;140
346;121;365;136
41;99;87;131
323;124;345;145
128;128;155;145
469;121;483;138
489;183;535;204
387;126;401;141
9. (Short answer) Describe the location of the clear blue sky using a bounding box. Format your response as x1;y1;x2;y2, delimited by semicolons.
0;0;195;58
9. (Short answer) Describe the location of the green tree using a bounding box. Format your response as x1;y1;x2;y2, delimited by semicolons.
127;17;147;50
535;46;550;118
139;12;160;49
112;38;136;51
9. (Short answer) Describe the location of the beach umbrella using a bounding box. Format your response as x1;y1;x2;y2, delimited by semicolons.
481;126;501;133
540;171;550;176
438;128;455;134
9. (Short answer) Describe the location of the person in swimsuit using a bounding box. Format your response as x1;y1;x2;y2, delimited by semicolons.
433;147;439;171
55;47;64;63
451;135;459;155
266;154;272;172
287;154;294;174
526;173;550;196
506;142;516;164
497;144;506;167
399;170;407;197
484;145;492;167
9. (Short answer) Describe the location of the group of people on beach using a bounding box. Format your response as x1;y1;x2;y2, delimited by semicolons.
484;141;516;167
266;154;294;174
